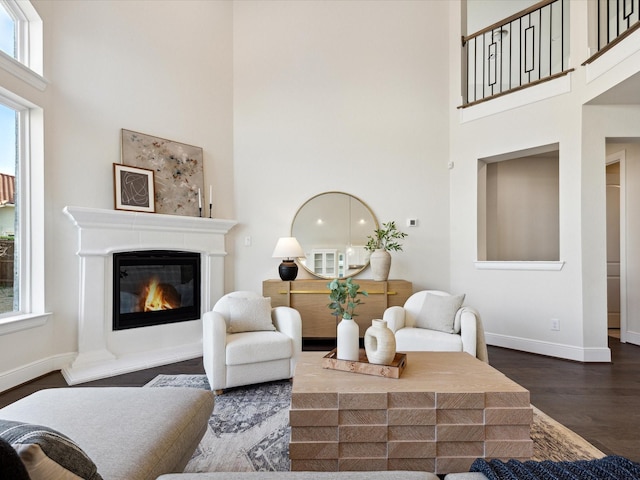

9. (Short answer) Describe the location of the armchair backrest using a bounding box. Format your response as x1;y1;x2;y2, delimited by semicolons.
212;291;263;330
402;290;453;328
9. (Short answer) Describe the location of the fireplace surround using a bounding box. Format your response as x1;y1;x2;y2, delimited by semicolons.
63;206;236;384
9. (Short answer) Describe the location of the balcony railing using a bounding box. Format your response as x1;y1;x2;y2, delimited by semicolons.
584;0;640;64
461;0;571;107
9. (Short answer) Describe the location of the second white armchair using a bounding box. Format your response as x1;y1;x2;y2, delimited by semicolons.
383;290;488;362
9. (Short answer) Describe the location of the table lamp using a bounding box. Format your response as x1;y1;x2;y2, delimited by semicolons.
272;237;305;281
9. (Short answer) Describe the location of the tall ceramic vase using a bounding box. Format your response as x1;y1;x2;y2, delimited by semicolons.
364;319;396;365
370;249;391;281
337;317;360;361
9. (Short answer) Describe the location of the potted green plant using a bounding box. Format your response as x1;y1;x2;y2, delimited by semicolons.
365;221;408;281
327;277;367;320
327;277;368;361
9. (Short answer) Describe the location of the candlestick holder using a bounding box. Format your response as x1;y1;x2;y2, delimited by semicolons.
209;203;213;218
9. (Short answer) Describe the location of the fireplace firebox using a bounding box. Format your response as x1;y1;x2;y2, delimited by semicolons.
113;250;201;330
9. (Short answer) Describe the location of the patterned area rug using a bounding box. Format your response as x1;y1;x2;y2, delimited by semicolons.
145;374;604;472
145;375;291;472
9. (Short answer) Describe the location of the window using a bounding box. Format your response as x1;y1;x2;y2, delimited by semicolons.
0;0;47;332
0;102;16;315
478;144;560;265
0;3;15;59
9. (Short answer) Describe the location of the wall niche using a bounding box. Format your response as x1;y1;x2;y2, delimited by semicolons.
478;143;559;262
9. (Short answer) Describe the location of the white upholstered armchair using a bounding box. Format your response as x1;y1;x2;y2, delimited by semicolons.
203;291;302;393
383;290;488;362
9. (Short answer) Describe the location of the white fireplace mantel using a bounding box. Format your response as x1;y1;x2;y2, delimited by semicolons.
62;206;237;385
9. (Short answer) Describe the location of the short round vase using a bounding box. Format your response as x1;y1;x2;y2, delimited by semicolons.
364;319;396;365
337;317;360;361
370;249;391;281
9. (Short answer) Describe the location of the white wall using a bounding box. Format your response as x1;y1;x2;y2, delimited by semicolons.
448;0;613;362
232;0;451;293
466;0;539;34
0;0;234;389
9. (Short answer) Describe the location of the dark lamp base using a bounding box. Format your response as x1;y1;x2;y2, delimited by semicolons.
278;261;299;281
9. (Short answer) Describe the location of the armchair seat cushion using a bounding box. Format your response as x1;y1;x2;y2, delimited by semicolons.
395;326;463;352
226;331;293;366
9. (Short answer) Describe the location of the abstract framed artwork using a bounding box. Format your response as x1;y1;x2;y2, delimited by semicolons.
121;129;204;217
113;163;156;213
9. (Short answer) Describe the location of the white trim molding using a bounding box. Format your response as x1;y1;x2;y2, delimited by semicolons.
461;74;571;123
0;49;48;91
475;261;565;271
0;352;75;393
486;332;612;363
0;312;50;336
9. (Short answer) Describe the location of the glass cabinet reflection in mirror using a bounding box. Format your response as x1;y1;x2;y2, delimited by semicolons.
291;192;378;279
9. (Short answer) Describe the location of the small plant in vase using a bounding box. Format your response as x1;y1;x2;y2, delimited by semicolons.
327;277;368;361
365;221;408;281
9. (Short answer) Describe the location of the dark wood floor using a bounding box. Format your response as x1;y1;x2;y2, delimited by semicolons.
1;336;638;462
487;336;640;462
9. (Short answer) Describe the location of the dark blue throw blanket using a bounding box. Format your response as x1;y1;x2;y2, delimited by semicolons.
470;455;640;480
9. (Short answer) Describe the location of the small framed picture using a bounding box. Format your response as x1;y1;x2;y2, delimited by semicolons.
113;163;155;213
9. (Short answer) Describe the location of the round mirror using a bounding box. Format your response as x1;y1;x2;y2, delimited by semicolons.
291;192;378;279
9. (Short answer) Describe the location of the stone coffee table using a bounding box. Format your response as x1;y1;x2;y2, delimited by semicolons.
289;351;533;474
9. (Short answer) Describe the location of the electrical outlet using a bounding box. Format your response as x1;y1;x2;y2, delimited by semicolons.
407;219;418;227
551;318;560;331
244;236;251;247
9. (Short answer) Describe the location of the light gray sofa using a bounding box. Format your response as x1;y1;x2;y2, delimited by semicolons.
0;387;215;480
158;473;440;480
0;386;486;480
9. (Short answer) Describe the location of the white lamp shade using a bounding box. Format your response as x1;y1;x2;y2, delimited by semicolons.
272;237;305;259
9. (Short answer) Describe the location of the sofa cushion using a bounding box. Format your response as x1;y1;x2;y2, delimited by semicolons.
226;330;293;365
227;296;276;333
395;326;463;352
157;472;440;480
415;293;465;334
0;436;30;480
0;387;214;480
0;419;103;480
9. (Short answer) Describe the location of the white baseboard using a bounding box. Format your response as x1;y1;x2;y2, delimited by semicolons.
0;343;205;393
622;329;640;345
486;333;611;363
0;353;76;393
61;342;203;385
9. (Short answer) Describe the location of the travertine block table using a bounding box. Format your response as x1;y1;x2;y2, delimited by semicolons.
290;351;533;474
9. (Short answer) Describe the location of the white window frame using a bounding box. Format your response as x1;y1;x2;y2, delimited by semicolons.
0;0;48;334
0;90;49;334
0;0;46;90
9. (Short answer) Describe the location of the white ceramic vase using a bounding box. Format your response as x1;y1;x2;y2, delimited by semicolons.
337;317;360;361
364;319;396;365
370;249;391;281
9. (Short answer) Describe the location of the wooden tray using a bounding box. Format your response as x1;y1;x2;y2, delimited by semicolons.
322;348;407;379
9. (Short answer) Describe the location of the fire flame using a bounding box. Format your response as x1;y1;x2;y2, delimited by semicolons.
140;278;181;312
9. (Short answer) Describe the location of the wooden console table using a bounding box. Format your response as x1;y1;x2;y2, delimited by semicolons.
263;279;412;339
